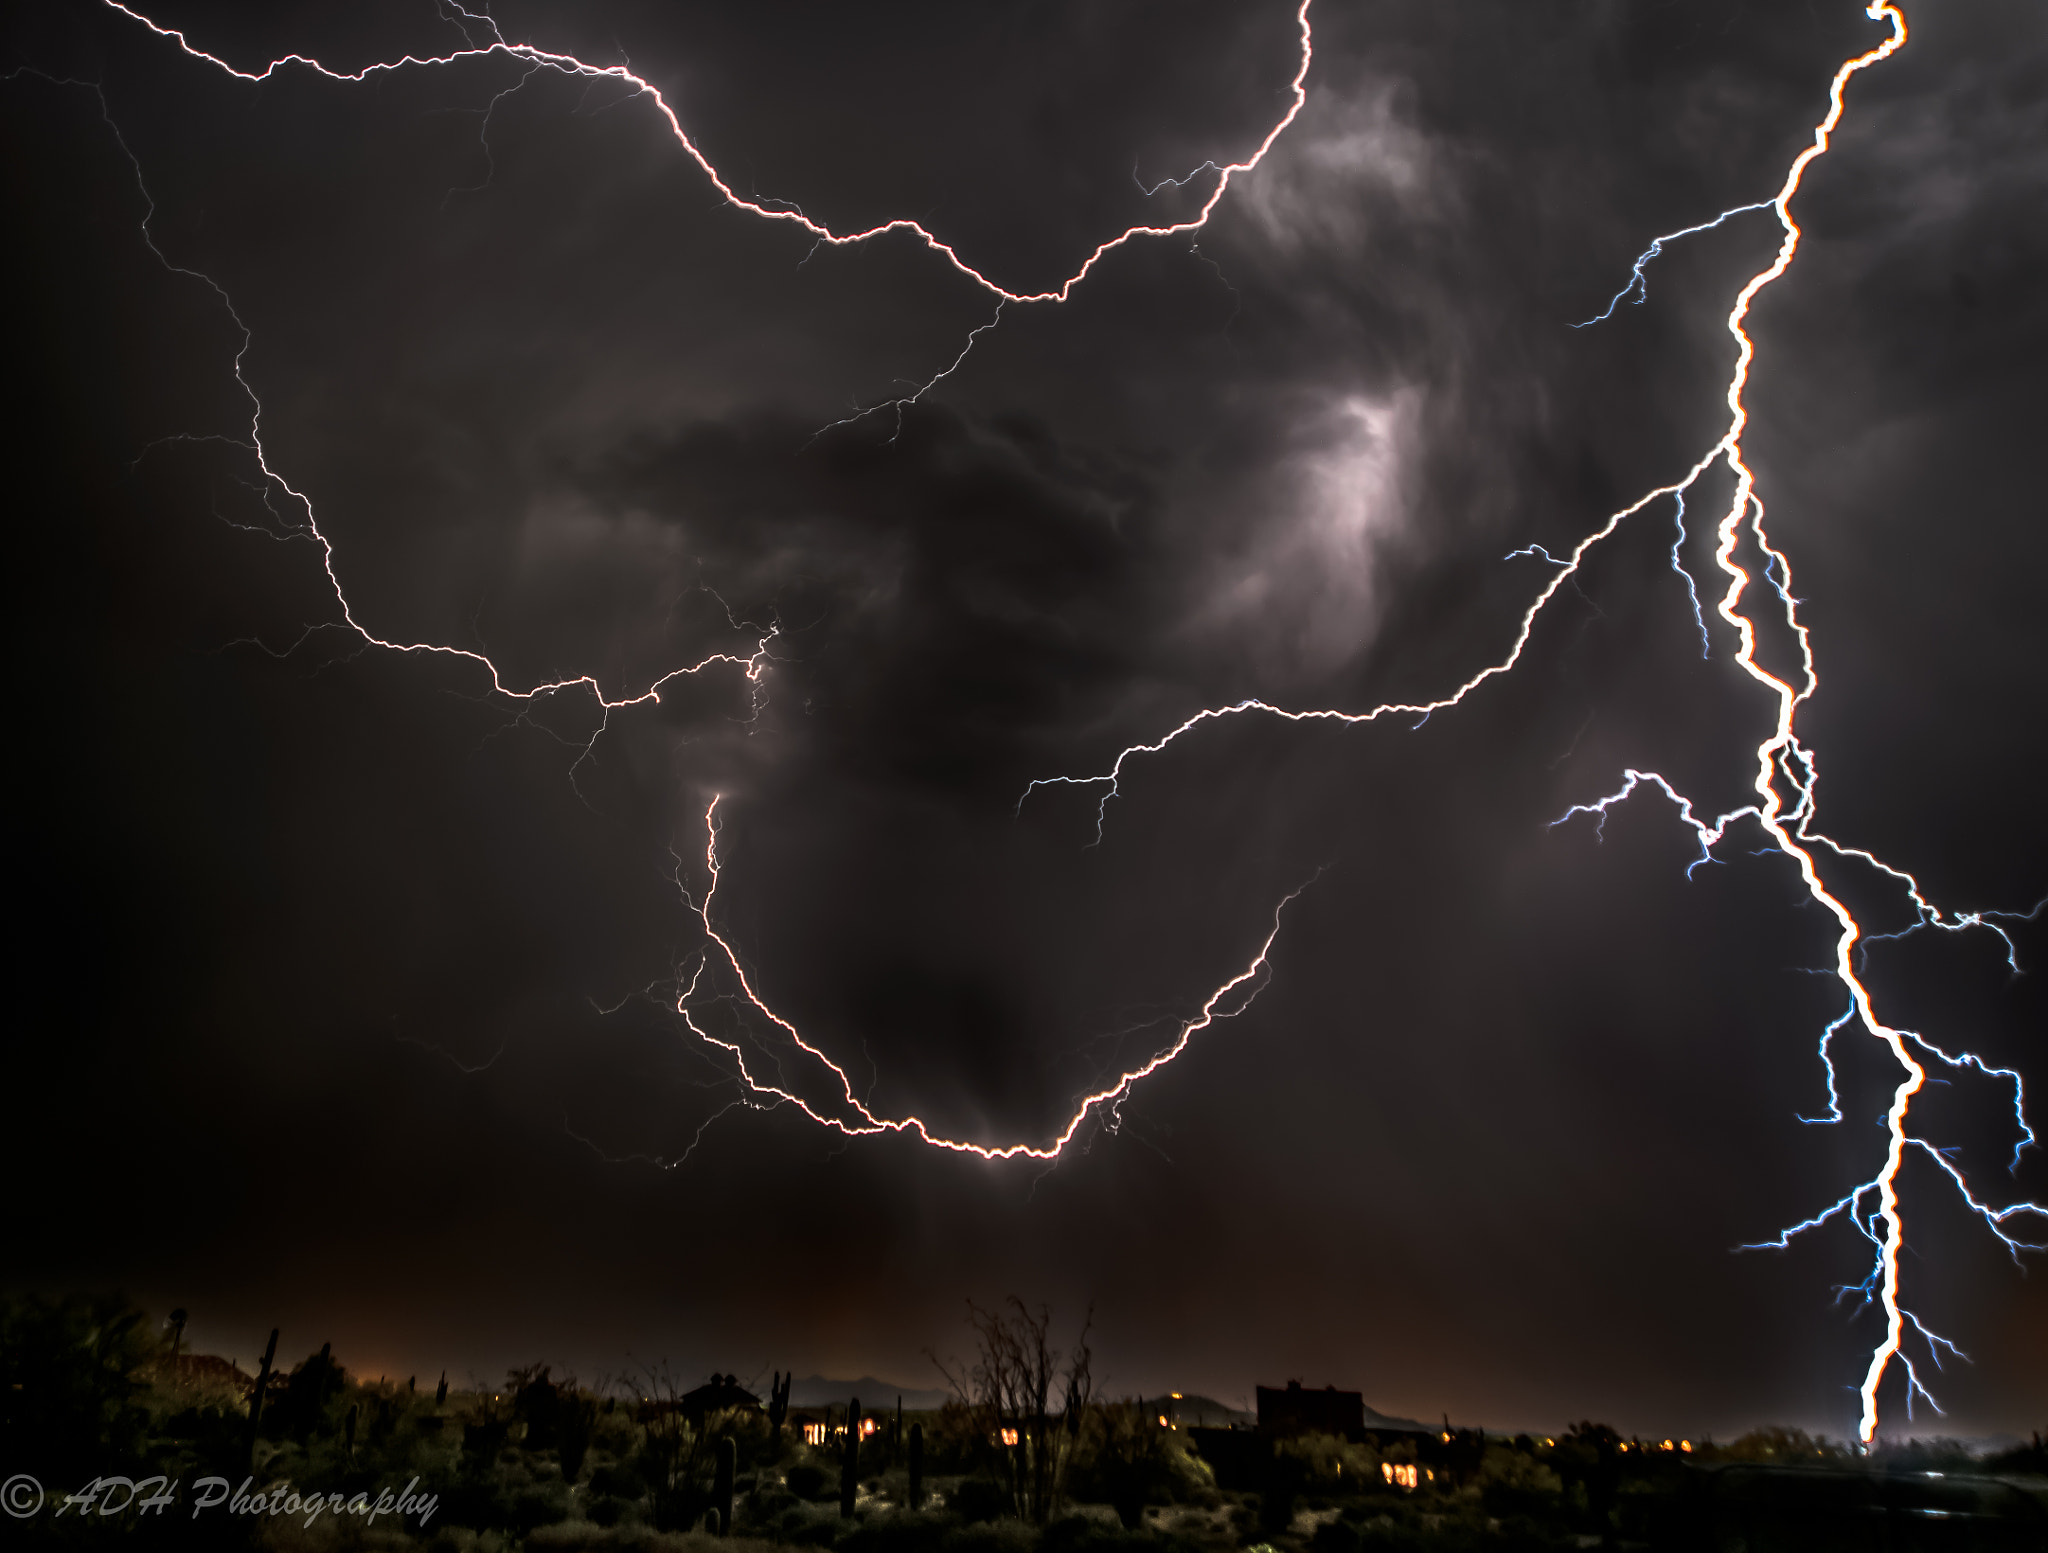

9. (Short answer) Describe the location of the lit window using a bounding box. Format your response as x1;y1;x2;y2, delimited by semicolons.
1000;1428;1020;1447
804;1423;826;1446
1380;1463;1419;1490
1680;1441;1693;1453
862;1418;878;1438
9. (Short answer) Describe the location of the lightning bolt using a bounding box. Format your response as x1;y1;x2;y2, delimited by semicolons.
79;27;784;773
32;0;2038;1442
36;0;1324;1173
96;0;1314;307
675;796;1316;1164
1018;4;2041;1441
59;0;1313;762
1571;201;1774;328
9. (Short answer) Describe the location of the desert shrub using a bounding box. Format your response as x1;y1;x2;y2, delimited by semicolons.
1258;1448;1310;1535
1868;1435;1979;1473
270;1345;349;1441
1041;1514;1151;1553
788;1462;833;1500
590;1460;646;1499
949;1476;1013;1524
784;1508;840;1544
0;1293;157;1480
1275;1431;1380;1494
839;1509;956;1553
1473;1445;1563;1519
750;1482;800;1519
924;1400;990;1474
1986;1435;2047;1475
942;1519;1037;1553
1722;1425;1843;1463
506;1483;574;1533
1068;1404;1217;1528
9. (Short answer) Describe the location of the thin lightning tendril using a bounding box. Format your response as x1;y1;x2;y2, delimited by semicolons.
71;0;1312;753
98;0;1315;308
43;0;2040;1443
1571;200;1773;327
1017;4;2040;1442
680;797;1316;1163
49;0;1326;1180
66;30;784;767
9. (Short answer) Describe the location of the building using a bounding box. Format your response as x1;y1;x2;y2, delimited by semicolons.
1257;1380;1365;1437
635;1373;765;1425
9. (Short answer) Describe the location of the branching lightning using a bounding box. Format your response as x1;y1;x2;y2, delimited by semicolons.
678;797;1315;1163
1571;201;1773;327
1015;4;2041;1441
62;0;1312;763
31;0;2040;1441
97;0;1314;308
55;38;785;774
44;0;1324;1177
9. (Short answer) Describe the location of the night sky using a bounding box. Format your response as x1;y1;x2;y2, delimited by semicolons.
5;0;2044;1443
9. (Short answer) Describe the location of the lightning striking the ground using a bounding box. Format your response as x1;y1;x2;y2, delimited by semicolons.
29;0;2039;1441
1016;3;2040;1440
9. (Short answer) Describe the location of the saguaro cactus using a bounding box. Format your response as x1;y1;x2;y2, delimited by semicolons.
768;1370;792;1451
840;1397;862;1518
714;1436;736;1535
908;1421;925;1510
245;1328;279;1469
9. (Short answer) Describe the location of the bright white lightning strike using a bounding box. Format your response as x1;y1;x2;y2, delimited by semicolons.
1018;3;2041;1441
41;0;2040;1443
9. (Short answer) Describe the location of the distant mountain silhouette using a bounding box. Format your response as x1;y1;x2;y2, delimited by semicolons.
1127;1393;1255;1427
1361;1404;1432;1433
1137;1392;1428;1433
787;1374;952;1411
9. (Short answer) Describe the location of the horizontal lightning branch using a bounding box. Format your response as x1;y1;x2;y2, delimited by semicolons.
677;797;1316;1163
43;0;2037;1445
74;0;1317;748
101;0;1314;307
1019;2;2039;1443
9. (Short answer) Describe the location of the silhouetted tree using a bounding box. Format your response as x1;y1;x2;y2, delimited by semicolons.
0;1293;153;1482
273;1341;345;1440
933;1298;1093;1524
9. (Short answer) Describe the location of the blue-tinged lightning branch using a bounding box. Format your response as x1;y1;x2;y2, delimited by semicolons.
20;0;2040;1444
1016;3;2040;1442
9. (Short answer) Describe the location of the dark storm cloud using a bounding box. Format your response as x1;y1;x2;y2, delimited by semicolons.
4;0;2043;1440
